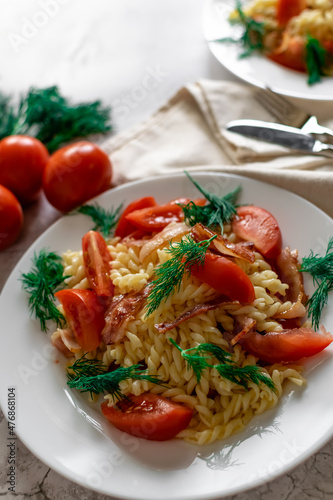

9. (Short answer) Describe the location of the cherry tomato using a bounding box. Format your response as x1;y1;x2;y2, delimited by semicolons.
232;206;282;260
115;196;156;238
0;185;24;250
0;135;49;205
191;253;255;304
125;203;184;232
82;230;114;299
276;0;306;26
55;289;105;351
43;141;112;212
234;326;333;363
101;393;193;441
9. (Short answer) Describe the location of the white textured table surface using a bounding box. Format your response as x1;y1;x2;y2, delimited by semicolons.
0;1;333;499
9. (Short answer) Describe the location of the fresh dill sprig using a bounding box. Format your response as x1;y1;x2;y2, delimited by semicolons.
20;249;69;332
191;343;233;365
170;339;232;382
182;171;241;232
214;1;266;58
145;234;216;317
66;354;108;383
72;202;123;238
300;237;333;330
0;86;112;152
170;338;213;382
305;35;327;86
170;338;276;392
67;363;166;401
214;364;276;392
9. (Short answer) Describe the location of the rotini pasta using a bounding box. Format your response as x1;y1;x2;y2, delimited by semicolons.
55;226;307;445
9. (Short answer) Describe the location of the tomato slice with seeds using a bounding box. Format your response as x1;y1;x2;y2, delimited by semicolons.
82;230;114;299
232;206;282;260
55;289;105;352
125;203;184;232
101;393;193;441
115;196;157;238
191;253;255;304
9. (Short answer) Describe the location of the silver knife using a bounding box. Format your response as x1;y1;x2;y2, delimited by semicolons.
226;119;333;158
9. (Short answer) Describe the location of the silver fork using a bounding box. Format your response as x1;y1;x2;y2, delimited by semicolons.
254;88;333;142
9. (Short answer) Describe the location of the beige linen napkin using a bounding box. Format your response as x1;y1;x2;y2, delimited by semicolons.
102;80;333;218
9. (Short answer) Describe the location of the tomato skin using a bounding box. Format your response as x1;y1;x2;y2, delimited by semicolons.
276;0;306;26
82;230;114;299
115;196;156;238
191;253;255;304
268;37;306;72
43;141;112;212
125;203;184;231
235;327;333;363
55;289;105;351
232;206;282;259
101;393;193;441
0;135;49;205
0;185;24;250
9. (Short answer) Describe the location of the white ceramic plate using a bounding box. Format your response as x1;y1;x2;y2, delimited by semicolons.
203;0;333;100
1;172;333;500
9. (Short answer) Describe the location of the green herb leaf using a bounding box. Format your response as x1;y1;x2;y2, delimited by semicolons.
214;1;266;57
145;234;216;317
72;202;123;238
170;338;276;392
300;237;333;330
67;363;166;401
66;354;108;382
0;86;112;152
170;338;212;382
305;35;327;85
20;249;69;332
182;171;241;232
214;364;276;392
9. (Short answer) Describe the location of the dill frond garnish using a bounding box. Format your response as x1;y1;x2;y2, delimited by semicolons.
145;234;216;317
67;363;166;401
66;354;108;382
305;35;327;85
20;249;69;332
72;202;123;238
0;86;112;152
169;338;276;392
182;171;241;232
300;237;333;330
214;1;266;58
214;364;276;392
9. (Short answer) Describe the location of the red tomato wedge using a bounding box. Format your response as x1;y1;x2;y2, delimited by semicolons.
234;326;333;363
232;206;282;259
55;289;105;352
268;37;306;72
169;197;206;206
276;0;306;26
101;393;193;441
191;253;255;304
82;230;114;299
125;203;184;232
115;196;156;238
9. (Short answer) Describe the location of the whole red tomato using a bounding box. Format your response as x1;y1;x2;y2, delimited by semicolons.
0;185;24;250
42;141;112;212
0;136;49;205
